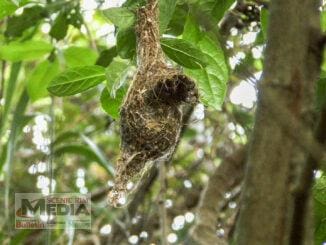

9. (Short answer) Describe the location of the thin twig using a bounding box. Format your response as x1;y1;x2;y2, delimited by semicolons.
81;17;98;52
0;18;7;103
4;90;29;235
159;160;167;245
189;147;246;245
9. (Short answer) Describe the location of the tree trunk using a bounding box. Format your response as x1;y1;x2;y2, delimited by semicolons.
234;0;322;244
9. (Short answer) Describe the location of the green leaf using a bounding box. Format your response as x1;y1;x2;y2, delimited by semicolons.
101;58;131;118
313;175;326;245
0;0;17;19
5;6;47;38
96;47;118;67
200;36;228;80
49;11;69;40
105;59;130;97
0;0;30;19
116;27;136;59
68;5;83;28
316;78;326;110
159;0;177;33
63;46;98;68
322;11;326;33
0;62;21;139
102;7;135;29
80;134;114;175
183;20;228;110
314;174;326;204
100;87;126;119
183;15;201;44
185;68;225;110
161;37;208;69
0;142;7;173
211;0;235;23
27;59;59;102
166;3;188;36
0;0;28;19
9;230;33;245
191;0;234;24
53;131;80;146
315;219;326;245
54;144;102;168
260;8;269;39
47;65;106;96
232;107;254;131
122;0;146;8
54;144;114;176
0;40;53;61
52;131;114;175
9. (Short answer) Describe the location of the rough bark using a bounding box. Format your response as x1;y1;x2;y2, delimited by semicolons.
234;0;322;244
187;147;246;245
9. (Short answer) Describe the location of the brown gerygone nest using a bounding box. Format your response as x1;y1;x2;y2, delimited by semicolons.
108;0;198;207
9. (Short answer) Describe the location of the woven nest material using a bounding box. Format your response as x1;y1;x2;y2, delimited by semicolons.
108;0;198;207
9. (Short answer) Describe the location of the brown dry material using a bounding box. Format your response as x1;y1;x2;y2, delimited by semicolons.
108;0;198;207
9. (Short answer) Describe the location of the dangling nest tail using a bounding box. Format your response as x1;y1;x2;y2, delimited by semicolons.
108;0;198;207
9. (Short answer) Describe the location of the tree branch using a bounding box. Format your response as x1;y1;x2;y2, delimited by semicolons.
187;147;246;245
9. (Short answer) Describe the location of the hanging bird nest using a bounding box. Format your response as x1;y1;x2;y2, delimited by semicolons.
108;0;198;207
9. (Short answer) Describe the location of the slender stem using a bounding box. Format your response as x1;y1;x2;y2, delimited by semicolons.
0;61;5;101
159;161;167;245
46;96;55;244
4;90;29;233
3;64;23;225
0;62;21;140
84;22;98;52
0;61;6;164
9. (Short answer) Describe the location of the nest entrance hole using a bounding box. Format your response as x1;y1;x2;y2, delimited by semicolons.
148;74;198;106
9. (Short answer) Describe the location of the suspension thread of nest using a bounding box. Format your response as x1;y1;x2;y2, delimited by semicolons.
136;0;165;71
108;0;198;207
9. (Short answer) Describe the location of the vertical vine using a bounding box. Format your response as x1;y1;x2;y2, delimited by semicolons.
159;160;168;245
